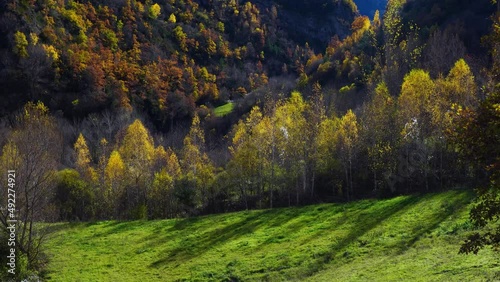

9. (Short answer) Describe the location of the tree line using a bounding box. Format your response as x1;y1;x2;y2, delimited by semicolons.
0;57;480;223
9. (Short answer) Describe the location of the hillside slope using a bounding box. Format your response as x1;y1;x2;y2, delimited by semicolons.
0;0;357;126
43;190;500;281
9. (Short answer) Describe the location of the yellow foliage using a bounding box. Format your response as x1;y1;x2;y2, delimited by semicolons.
105;150;126;194
14;31;28;58
42;44;60;61
74;133;98;183
166;148;182;178
0;142;21;171
398;69;435;125
74;133;91;169
148;3;161;19
106;150;125;179
119;119;155;175
168;13;176;23
30;33;39;45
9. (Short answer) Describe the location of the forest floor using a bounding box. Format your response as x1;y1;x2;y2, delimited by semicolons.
43;190;500;281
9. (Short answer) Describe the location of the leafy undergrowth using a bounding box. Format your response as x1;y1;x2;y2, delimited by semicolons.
43;190;500;281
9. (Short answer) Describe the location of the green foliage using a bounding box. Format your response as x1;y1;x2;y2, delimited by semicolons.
173;25;187;51
453;83;500;254
101;29;118;52
55;169;95;221
149;169;175;218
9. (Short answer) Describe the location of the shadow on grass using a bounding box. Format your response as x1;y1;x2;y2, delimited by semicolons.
146;196;420;270
395;190;473;251
44;190;473;281
148;209;280;267
147;199;404;269
301;190;473;278
146;190;472;279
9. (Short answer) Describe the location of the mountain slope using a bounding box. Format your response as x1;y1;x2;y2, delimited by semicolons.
0;0;357;128
43;190;500;281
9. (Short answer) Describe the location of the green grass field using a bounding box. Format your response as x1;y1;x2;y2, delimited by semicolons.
214;102;234;117
43;190;500;281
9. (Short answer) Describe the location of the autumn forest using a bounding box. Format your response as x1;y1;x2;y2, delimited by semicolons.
0;0;499;280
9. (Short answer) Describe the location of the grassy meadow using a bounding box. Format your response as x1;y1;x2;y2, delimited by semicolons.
43;190;500;281
213;102;234;117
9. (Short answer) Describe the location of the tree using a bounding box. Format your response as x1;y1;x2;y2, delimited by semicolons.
398;69;434;129
362;82;397;193
74;133;97;183
316;116;341;197
274;92;308;205
337;110;359;201
372;10;381;30
119;119;155;218
13;31;28;58
423;29;466;77
168;13;176;23
54;169;95;221
431;59;478;188
181;115;215;212
104;150;126;217
456;85;500;254
227;107;264;209
398;69;435;191
307;83;326;198
165;148;182;179
148;3;161;19
445;59;477;108
457;14;500;254
148;170;174;218
0;102;62;271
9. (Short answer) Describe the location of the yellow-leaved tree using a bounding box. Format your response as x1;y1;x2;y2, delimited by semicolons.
274;92;308;205
105;150;126;217
74;133;97;183
362;82;397;192
337;109;359;201
119;119;155;218
227;106;264;209
398;69;435;191
181;115;215;212
149;145;180;217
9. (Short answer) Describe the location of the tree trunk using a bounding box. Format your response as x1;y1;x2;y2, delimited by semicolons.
303;165;307;193
440;143;443;190
345;166;349;201
311;171;315;198
349;158;353;200
288;188;291;207
296;177;300;205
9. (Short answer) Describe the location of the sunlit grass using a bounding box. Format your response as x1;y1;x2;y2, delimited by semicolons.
43;190;500;281
214;102;234;117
